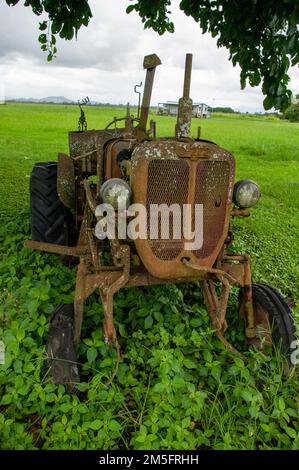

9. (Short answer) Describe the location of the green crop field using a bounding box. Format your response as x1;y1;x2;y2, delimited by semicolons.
0;102;298;449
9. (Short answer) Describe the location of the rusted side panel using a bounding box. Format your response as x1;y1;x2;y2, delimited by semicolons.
69;129;124;158
104;139;133;180
57;153;75;209
69;129;130;198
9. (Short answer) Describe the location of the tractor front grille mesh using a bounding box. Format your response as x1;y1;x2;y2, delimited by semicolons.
193;160;230;258
146;160;189;260
146;158;231;262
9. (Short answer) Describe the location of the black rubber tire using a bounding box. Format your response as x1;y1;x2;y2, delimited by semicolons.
46;304;80;390
251;283;297;364
30;162;70;245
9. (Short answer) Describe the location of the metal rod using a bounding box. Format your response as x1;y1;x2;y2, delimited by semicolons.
139;68;156;133
183;53;193;99
24;240;87;257
176;53;193;139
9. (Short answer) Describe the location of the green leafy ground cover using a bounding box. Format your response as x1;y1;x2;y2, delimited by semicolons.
0;103;298;449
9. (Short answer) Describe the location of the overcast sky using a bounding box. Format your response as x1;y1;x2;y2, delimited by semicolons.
0;0;298;112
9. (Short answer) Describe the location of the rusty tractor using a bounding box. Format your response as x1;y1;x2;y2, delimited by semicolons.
26;54;296;386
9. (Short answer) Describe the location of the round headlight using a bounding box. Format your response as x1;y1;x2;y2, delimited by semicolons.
100;178;131;209
233;179;261;209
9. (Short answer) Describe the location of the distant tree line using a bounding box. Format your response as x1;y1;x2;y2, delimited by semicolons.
283;105;299;122
212;107;238;114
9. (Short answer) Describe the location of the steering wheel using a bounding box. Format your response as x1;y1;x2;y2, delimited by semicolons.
105;116;139;131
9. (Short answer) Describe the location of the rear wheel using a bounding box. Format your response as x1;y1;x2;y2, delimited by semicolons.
30;162;71;245
240;283;297;368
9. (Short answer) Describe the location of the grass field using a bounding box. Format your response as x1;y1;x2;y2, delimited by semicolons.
0;103;298;449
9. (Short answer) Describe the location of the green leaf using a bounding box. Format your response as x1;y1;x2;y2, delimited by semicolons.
37;326;44;337
135;424;147;442
203;350;212;363
261;423;270;433
38;34;47;44
278;397;285;411
76;382;89;392
28;300;38;315
284;426;297;439
263;96;273;110
182;417;191;428
172;376;185;388
153;311;163;323
61;415;67;426
211;365;221;381
89;420;102;431
234;357;245;368
60;402;72;413
190;317;202;327
144;315;153;329
78;404;88;414
16;329;25;341
126;5;135;14
108;420;122;432
1;394;12;405
152;382;164;393
241;390;253;402
39;21;48;31
183;358;197;369
118;323;127;337
249;406;258;418
87;347;97;363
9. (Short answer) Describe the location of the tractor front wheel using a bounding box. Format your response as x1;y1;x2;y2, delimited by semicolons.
240;283;297;369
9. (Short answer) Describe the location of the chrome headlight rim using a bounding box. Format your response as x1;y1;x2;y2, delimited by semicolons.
100;178;131;209
233;179;261;209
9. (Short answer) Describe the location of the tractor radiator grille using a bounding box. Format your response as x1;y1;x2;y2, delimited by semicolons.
146;159;230;261
147;160;189;260
193;160;230;258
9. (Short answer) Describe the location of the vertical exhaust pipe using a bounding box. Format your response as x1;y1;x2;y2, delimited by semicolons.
137;54;161;141
176;53;193;139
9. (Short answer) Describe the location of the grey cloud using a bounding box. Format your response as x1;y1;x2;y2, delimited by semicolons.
0;2;42;60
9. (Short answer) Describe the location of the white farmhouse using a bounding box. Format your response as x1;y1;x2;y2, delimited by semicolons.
157;101;211;118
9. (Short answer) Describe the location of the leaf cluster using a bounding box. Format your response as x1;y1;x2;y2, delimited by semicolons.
0;213;298;449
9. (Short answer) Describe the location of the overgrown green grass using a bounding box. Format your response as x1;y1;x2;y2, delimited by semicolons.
0;103;298;449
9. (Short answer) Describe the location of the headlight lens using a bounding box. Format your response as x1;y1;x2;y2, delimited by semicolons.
233;179;261;209
100;178;131;209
